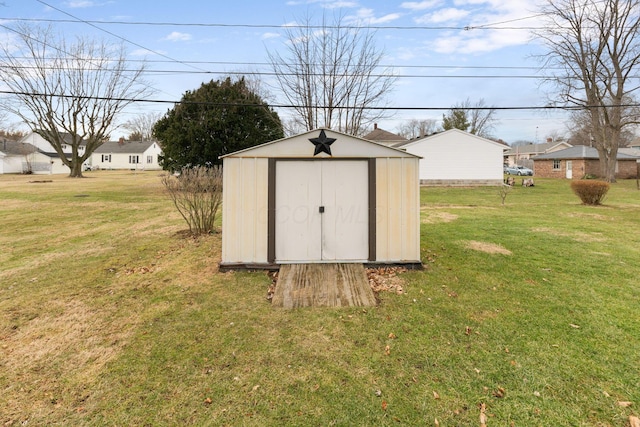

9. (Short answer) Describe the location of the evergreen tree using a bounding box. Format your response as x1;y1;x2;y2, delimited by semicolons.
441;109;470;132
153;77;284;171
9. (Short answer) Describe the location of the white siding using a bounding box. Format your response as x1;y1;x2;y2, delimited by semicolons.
375;158;420;262
221;157;269;264
90;144;163;171
403;129;505;183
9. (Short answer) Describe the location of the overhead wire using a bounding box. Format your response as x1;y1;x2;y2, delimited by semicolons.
3;1;618;122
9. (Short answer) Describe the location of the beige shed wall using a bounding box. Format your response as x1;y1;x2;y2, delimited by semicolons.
221;157;269;264
375;157;420;262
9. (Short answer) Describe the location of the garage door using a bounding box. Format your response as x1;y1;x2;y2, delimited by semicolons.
275;160;369;262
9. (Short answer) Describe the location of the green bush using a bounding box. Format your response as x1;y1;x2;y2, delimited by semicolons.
570;179;610;205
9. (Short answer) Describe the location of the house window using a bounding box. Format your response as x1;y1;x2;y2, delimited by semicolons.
101;154;111;162
147;155;153;164
553;159;561;170
129;155;139;164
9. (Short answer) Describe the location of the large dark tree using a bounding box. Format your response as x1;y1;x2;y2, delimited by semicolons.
153;77;284;171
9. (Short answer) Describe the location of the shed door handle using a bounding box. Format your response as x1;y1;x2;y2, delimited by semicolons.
319;206;325;213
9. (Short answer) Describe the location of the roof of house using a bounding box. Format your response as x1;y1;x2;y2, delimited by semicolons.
395;128;509;150
620;147;640;157
362;124;408;145
533;145;639;160
29;131;89;147
505;141;572;155
0;140;38;155
93;140;158;154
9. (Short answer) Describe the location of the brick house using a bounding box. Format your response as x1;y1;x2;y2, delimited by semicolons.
532;146;638;179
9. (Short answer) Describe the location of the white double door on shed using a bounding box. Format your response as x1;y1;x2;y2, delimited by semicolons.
275;160;369;263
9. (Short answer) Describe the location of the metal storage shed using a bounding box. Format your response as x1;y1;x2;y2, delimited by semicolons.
219;128;422;270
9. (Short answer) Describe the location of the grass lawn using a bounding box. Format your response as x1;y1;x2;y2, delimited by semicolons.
1;171;639;426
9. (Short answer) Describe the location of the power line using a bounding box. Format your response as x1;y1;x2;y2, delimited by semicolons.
1;89;631;112
34;0;209;74
4;16;544;31
0;56;551;71
0;64;550;79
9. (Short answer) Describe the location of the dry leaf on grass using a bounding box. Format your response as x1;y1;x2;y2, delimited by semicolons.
367;267;407;294
618;401;633;407
480;402;487;427
629;415;640;427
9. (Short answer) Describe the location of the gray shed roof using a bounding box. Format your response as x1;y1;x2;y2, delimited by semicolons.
533;145;639;160
94;140;158;154
0;140;38;155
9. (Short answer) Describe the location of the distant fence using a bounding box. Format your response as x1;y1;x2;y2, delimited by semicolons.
27;162;52;173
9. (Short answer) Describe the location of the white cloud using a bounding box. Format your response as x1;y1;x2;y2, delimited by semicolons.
400;1;442;11
163;32;192;42
65;1;96;7
262;32;281;40
130;48;167;57
286;0;358;7
345;8;402;25
415;7;470;24
323;1;359;8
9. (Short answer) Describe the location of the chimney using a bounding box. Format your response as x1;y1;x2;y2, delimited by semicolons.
374;123;378;130
118;137;125;145
546;137;553;143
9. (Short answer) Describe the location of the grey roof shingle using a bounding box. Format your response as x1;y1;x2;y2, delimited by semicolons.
0;141;38;155
93;140;158;154
533;145;639;160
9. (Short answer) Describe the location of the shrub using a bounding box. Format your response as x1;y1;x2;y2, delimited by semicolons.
161;165;223;235
570;180;610;205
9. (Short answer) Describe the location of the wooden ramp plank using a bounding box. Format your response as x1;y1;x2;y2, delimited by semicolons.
272;263;376;309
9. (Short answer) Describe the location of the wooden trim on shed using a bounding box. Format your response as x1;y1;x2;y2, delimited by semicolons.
368;158;376;262
267;158;276;263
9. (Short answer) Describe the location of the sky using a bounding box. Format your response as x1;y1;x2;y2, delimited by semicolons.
0;0;571;144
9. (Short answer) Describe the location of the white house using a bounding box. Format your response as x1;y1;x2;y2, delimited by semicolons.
91;139;162;171
0;140;73;175
18;131;89;174
396;129;508;186
0;140;35;174
220;128;422;270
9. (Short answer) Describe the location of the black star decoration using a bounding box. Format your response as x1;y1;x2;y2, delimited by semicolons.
309;130;336;156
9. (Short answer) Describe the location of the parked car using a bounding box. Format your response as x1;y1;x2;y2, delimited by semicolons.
505;165;533;176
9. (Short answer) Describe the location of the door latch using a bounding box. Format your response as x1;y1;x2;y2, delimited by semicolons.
319;206;325;213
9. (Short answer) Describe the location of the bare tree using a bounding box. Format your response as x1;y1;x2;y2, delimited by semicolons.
0;24;153;177
537;0;640;182
442;98;497;137
161;166;223;235
566;106;636;147
268;13;395;136
396;118;437;139
123;112;163;141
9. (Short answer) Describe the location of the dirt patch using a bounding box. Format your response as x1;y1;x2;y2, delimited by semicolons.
464;240;512;255
532;227;607;243
565;212;613;221
421;211;459;224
